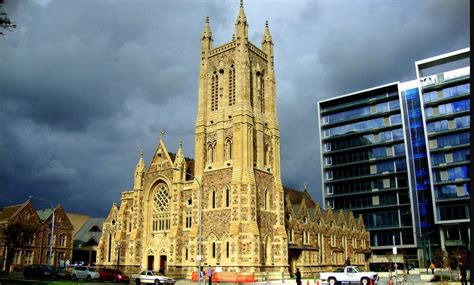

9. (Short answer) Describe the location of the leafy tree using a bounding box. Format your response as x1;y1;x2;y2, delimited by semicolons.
1;222;40;275
0;0;17;35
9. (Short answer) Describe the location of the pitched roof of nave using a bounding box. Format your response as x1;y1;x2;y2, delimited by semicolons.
283;186;360;226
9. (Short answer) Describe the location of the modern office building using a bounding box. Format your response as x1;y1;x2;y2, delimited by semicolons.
318;48;470;267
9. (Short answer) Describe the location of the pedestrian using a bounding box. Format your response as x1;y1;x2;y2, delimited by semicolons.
208;265;213;285
345;257;351;266
459;262;467;285
295;268;302;285
429;262;435;274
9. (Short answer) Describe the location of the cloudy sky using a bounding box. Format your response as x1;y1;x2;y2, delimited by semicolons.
0;0;469;217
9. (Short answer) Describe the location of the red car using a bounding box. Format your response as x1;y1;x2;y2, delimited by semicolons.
98;268;130;283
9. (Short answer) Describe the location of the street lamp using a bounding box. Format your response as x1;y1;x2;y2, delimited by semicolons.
28;195;55;266
173;167;203;285
116;242;122;269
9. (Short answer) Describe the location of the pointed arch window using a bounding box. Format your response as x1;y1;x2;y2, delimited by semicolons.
226;241;230;258
258;70;265;113
225;187;230;207
211;189;216;209
211;71;219;111
59;234;66;247
207;143;216;164
229;65;236;106
152;182;171;232
249;70;254;107
225;139;233;160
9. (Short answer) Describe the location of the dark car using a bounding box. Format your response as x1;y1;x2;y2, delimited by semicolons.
23;264;58;279
99;268;130;283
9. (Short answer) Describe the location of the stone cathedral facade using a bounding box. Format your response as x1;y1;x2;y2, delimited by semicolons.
97;3;370;278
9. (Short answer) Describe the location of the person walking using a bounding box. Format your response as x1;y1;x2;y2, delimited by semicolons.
344;257;351;266
295;268;302;285
429;262;435;274
208;265;213;285
459;262;467;285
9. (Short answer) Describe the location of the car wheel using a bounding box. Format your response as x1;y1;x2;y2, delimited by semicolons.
112;278;116;283
154;279;161;285
72;274;77;280
328;277;337;285
86;275;92;281
136;278;141;285
361;277;369;285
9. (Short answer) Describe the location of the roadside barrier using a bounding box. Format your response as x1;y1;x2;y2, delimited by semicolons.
192;271;256;283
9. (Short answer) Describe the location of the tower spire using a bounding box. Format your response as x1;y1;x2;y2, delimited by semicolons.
201;16;213;51
235;0;248;40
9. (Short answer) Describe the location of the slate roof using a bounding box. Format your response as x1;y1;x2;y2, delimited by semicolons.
0;202;26;222
73;217;105;247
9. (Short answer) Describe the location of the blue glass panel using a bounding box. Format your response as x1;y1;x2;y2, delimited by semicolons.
390;114;402;124
403;87;434;233
394;144;405;156
389;100;400;110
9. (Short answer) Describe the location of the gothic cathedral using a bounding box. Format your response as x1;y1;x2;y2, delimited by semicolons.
97;3;289;277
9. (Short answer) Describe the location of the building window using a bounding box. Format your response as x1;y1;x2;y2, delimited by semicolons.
185;203;192;228
211;189;216;209
185;247;188;260
207;143;216;164
229;65;236;106
212;242;216;258
226;241;230;258
211;72;219;111
225;139;233;160
59;234;66;247
24;250;33;265
152;182;171;232
225;187;230;207
13;251;21;264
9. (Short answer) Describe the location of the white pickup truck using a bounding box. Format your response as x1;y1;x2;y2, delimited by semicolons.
319;266;378;285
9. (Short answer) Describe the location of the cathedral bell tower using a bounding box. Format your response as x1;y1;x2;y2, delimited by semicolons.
194;1;288;273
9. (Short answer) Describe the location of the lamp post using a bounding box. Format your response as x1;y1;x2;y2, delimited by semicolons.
28;195;55;266
173;167;203;285
116;242;122;269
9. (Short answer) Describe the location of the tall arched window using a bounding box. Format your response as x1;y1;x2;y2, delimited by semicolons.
211;189;216;209
225;139;232;160
263;190;268;210
152;182;170;232
229;65;236;106
207;143;215;164
59;234;66;247
211;71;219;111
225;187;230;207
249;70;254;107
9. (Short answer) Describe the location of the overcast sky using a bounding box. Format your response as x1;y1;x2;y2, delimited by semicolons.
0;0;469;217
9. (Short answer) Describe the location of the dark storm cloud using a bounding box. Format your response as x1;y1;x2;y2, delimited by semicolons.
0;0;469;216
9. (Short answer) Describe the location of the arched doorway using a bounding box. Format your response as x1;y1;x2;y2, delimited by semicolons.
160;255;167;274
147;255;154;270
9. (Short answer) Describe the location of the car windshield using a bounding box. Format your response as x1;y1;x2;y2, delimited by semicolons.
88;268;96;272
352;266;362;273
114;270;123;274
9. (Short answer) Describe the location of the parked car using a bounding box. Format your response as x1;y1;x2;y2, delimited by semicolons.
319;266;379;285
132;270;175;285
23;264;58;280
54;267;72;279
71;265;100;281
99;268;130;283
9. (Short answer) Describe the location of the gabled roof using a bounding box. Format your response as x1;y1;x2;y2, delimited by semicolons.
0;201;28;222
66;212;91;237
73;217;105;247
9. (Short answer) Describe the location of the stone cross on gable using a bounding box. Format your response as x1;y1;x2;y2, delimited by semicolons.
160;130;165;142
303;182;308;191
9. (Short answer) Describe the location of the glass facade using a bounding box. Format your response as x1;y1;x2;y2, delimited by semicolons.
420;68;470;223
320;84;413;248
319;48;470;264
